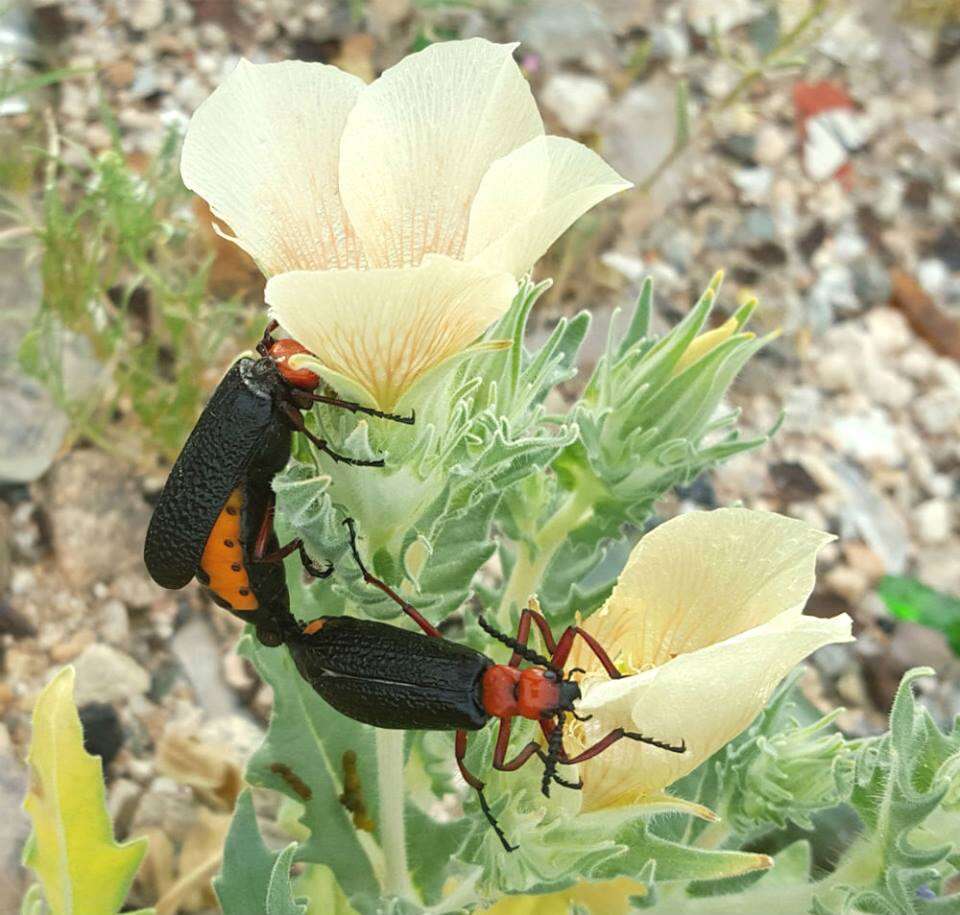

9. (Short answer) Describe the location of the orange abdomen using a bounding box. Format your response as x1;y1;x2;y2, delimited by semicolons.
199;488;258;611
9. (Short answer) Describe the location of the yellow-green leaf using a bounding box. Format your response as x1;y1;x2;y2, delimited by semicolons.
22;666;148;915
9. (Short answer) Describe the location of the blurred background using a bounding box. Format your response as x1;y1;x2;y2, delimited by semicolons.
1;0;959;910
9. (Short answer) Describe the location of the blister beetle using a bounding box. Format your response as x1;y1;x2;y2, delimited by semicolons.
275;519;686;852
143;322;413;646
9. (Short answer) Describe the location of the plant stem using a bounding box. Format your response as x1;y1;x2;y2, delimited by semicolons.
376;728;413;900
497;486;597;628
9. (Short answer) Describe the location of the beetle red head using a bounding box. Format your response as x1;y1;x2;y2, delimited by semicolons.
269;338;321;391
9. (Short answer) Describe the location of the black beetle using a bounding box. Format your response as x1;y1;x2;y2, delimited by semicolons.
143;322;413;646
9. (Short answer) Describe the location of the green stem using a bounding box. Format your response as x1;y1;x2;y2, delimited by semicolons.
376;729;413;900
497;485;598;628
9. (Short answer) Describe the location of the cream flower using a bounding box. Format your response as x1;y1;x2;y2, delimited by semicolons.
181;40;630;409
567;508;853;812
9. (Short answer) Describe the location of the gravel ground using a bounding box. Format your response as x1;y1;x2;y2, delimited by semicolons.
1;0;959;910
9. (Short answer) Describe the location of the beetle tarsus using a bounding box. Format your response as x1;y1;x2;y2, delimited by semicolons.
624;731;687;754
476;786;518;853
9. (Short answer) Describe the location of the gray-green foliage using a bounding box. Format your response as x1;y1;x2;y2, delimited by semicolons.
16;125;252;462
215;278;960;912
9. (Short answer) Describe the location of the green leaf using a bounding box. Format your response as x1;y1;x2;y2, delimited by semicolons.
294;865;361;915
266;844;308;915
215;790;283;914
22;667;148;915
20;885;46;915
240;635;380;901
877;576;960;654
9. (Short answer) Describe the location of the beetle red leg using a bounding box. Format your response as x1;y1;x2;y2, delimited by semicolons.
251;497;332;578
491;719;543;772
279;402;386;468
343;518;441;638
560;728;686;765
550;626;622;679
508;607;559;667
456;729;516;853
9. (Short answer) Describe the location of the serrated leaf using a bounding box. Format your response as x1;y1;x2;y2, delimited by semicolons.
214;790;283;915
266;844;308;915
22;667;148;915
240;635;380;901
406;802;472;905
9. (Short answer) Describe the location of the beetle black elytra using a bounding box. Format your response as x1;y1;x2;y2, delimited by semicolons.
274;520;687;851
143;322;413;646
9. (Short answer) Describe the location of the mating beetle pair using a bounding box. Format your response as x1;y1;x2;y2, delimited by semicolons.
144;325;685;851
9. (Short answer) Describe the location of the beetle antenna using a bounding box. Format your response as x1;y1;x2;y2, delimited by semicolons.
257;319;279;357
476;614;557;671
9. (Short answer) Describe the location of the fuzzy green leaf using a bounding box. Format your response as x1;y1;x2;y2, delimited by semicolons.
22;667;148;915
240;635;379;900
215;791;296;915
266;844;308;915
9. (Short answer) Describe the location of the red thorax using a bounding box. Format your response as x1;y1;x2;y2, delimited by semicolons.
269;338;320;390
481;664;561;720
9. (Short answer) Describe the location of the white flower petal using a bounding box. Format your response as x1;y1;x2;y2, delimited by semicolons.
572;508;835;672
465;136;631;277
573;610;853;810
266;255;517;410
181;59;365;275
338;38;543;268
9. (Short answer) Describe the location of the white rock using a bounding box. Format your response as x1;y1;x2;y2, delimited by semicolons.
540;72;610;134
123;0;165;30
901;347;936;381
874;176;904;220
600;250;645;282
755;123;790;165
782;386;823;434
601;80;677;185
918;258;949;299
732;167;772;202
830;409;902;467
99;599;130;645
928;474;954;499
650;23;690;60
816;351;858;392
864;307;912;355
825;565;868;604
913;389;960;436
687;0;760;35
914;499;952;545
808;265;859;320
73;644;150;705
863;366;914;410
173;75;207;111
